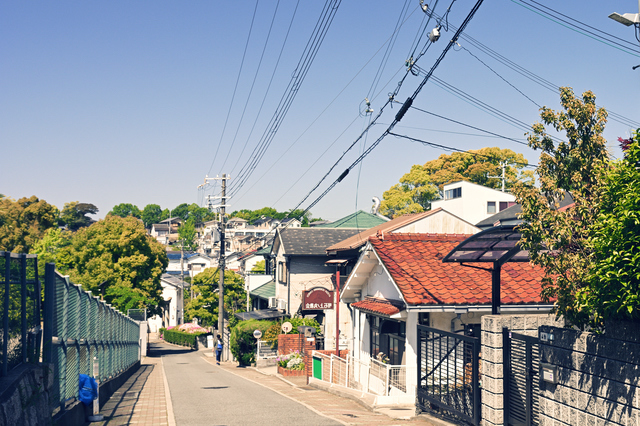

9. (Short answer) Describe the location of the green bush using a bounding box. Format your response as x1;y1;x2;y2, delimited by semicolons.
287;317;321;334
163;328;208;349
230;320;275;366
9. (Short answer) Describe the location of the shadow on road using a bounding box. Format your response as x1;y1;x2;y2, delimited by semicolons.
147;341;195;357
97;365;154;425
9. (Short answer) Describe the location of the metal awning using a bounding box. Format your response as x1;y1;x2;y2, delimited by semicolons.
443;225;531;315
234;309;287;321
443;225;529;264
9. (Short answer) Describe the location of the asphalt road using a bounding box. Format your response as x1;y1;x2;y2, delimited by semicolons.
158;343;340;426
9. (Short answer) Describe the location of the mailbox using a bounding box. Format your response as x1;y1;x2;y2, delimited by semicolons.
297;326;316;337
540;363;558;384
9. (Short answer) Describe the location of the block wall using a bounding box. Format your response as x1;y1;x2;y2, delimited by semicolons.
481;314;563;426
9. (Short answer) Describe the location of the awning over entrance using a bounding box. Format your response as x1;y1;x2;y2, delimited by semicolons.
443;225;532;315
234;308;287;321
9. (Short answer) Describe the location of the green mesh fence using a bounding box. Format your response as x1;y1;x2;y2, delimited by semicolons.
45;270;141;412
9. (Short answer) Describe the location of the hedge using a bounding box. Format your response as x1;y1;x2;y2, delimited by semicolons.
162;328;209;349
230;320;275;366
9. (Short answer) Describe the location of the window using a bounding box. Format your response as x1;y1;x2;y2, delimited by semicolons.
444;187;462;200
278;262;287;284
499;201;515;211
487;201;496;214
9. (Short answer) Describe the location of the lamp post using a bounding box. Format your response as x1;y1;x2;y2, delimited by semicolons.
609;2;640;45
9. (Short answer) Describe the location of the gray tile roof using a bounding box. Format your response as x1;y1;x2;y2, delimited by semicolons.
278;228;360;256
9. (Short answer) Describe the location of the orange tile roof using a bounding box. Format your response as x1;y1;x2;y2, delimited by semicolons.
369;233;545;306
326;209;444;253
351;297;404;316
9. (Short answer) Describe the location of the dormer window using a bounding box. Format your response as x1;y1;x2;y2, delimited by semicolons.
444;187;462;200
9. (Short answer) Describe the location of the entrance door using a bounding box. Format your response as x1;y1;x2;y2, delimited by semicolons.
503;329;540;426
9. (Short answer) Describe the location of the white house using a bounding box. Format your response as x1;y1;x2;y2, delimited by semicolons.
339;233;550;404
166;252;214;280
430;181;516;226
148;274;187;333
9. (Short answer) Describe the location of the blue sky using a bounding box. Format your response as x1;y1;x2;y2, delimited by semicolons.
2;1;639;222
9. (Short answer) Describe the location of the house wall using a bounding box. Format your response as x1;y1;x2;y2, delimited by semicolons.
431;181;515;226
395;211;479;234
365;264;403;301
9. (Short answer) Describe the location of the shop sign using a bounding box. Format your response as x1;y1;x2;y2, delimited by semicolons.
302;287;334;310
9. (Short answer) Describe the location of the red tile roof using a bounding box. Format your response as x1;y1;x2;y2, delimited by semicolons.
351;297;404;316
369;233;545;306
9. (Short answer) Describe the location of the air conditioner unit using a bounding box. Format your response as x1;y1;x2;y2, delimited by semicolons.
277;299;287;311
268;297;277;308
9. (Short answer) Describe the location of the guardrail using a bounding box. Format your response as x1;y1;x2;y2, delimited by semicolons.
43;263;141;413
0;252;41;377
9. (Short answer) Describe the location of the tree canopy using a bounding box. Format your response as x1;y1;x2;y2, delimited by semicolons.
185;268;246;328
229;207;316;226
177;218;198;251
108;203;141;219
141;204;163;228
0;196;60;253
380;147;534;217
55;215;168;316
59;201;98;230
513;87;610;329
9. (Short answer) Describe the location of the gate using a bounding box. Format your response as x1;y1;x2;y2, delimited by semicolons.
503;328;540;426
417;325;480;425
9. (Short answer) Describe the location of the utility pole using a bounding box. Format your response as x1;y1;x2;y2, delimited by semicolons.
197;174;230;359
218;174;227;360
489;162;507;192
180;239;185;325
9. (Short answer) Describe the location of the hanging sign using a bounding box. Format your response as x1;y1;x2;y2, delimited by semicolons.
302;287;334;310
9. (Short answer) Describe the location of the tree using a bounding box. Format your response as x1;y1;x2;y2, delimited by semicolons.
251;260;266;273
171;203;189;221
513;87;610;329
177;218;198;251
32;227;72;268
108;203;141;219
380;147;534;218
184;268;246;328
59;201;98;230
581;130;640;325
55;215;168;316
0;196;59;253
141;204;163;228
187;203;215;224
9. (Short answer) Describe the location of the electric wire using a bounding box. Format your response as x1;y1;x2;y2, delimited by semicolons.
511;0;640;57
229;0;301;178
284;0;486;223
226;0;342;198
218;0;282;174
207;0;260;176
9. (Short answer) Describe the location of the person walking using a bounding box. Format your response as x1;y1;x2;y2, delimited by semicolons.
215;334;223;365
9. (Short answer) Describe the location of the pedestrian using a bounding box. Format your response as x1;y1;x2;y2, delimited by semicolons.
215;334;223;365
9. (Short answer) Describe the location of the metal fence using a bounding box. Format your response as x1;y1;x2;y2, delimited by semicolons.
257;340;277;359
312;351;412;397
0;252;41;377
43;263;141;412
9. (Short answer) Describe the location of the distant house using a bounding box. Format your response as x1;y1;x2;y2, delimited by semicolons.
430;181;516;226
226;217;248;229
148;274;187;332
315;210;389;229
475;194;575;230
150;223;170;244
166;252;214;279
279;217;302;228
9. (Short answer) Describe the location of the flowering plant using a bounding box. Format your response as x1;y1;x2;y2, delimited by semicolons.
376;352;390;364
276;350;305;370
177;323;209;334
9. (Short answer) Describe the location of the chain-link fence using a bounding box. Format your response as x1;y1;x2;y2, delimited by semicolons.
43;264;141;413
0;252;41;377
127;309;147;322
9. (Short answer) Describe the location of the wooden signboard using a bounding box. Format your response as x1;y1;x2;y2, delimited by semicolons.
302;287;334;310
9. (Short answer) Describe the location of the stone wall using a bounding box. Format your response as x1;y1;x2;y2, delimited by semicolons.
0;363;54;426
481;314;563;426
539;323;640;426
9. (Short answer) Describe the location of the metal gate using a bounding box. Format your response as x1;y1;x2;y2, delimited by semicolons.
503;329;540;426
417;325;481;425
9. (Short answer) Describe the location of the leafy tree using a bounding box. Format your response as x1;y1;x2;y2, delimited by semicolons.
55;215;168;316
251;260;266;273
513;87;609;329
141;204;163;228
380;147;534;218
0;196;59;253
187;203;215;224
581;130;640;325
185;268;246;328
108;203;141;219
228;207;317;226
171;203;189;221
32;227;72;269
59;201;98;230
177;218;198;251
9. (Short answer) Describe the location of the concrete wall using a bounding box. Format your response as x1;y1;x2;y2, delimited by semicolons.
538;323;640;426
0;363;54;426
481;314;563;426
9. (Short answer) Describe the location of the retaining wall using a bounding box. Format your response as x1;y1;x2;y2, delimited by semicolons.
0;363;54;426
